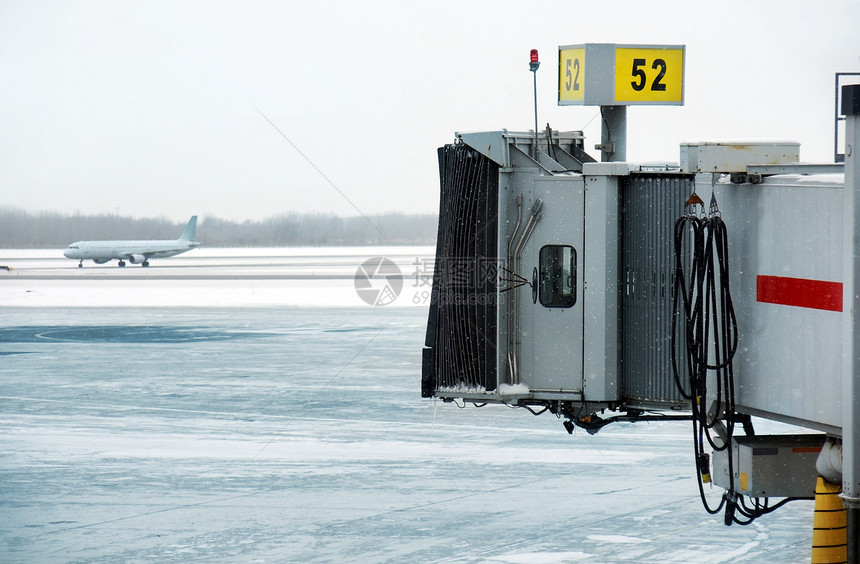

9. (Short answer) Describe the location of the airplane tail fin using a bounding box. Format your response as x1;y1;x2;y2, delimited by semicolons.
180;216;198;241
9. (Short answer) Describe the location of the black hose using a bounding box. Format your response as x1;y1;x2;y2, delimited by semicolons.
674;207;806;525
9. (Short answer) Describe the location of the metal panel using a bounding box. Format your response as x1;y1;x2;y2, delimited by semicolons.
714;173;844;431
712;434;825;498
680;142;800;173
621;173;694;408
456;130;588;170
524;176;585;393
583;171;621;402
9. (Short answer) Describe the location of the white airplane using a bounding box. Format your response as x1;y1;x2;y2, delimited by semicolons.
64;216;200;268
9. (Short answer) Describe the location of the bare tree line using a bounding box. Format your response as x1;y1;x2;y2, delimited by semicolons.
0;208;439;248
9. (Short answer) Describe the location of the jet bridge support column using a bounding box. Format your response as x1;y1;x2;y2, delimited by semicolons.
598;106;626;162
842;83;860;564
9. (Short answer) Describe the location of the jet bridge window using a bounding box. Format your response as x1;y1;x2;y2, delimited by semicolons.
539;245;576;308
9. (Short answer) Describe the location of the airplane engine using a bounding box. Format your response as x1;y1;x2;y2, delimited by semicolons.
129;254;147;264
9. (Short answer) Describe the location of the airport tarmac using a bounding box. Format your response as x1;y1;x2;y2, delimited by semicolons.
0;247;435;307
0;247;815;563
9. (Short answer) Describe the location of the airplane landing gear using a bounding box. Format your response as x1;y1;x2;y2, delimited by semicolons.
118;260;126;267
142;260;150;267
78;260;83;268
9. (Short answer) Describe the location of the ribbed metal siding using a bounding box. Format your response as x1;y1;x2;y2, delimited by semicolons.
422;143;499;395
621;174;693;407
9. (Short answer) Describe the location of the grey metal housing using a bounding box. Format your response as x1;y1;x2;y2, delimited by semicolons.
423;130;852;432
423;130;696;413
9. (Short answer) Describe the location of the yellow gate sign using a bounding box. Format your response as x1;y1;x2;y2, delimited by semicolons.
558;43;685;106
558;47;586;103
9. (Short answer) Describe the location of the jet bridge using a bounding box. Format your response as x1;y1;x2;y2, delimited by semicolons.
424;129;694;411
423;132;846;431
422;74;860;559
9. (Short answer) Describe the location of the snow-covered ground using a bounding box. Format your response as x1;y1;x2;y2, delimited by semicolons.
0;249;814;562
0;247;436;308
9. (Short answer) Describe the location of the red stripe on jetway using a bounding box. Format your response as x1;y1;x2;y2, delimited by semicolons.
756;275;843;312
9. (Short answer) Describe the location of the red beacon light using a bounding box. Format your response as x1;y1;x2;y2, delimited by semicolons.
529;49;540;71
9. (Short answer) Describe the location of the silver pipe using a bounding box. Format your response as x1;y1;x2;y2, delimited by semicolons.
513;200;543;263
507;194;523;262
519;211;542;254
507;199;543;385
506;195;523;385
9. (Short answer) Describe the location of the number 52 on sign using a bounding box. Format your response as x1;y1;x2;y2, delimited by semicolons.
559;44;684;106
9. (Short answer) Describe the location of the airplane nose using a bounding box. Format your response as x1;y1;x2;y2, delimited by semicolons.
63;249;72;258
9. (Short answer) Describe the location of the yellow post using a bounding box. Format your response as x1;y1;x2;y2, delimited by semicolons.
812;476;848;564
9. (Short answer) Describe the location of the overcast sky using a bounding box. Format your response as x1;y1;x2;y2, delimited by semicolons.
1;1;859;223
